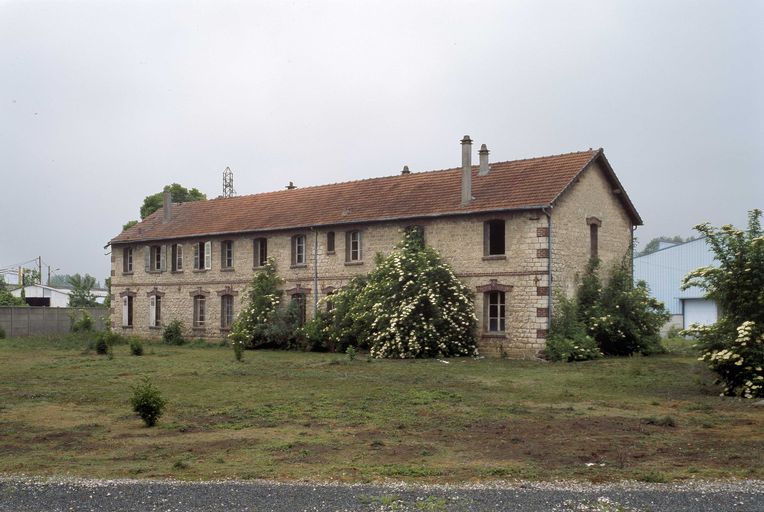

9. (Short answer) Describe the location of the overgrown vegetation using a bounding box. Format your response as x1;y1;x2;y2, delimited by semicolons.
546;257;668;361
69;310;94;332
130;377;166;427
0;277;25;306
129;338;144;356
325;230;477;358
66;273;100;307
682;209;764;398
162;320;186;346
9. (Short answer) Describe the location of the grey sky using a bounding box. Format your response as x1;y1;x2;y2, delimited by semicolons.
1;0;762;285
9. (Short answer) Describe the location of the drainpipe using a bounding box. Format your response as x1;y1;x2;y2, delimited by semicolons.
542;207;553;330
312;227;319;316
631;225;637;284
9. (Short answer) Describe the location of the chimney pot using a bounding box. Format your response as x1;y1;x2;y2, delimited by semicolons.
162;191;172;223
401;165;410;175
286;181;296;190
461;135;473;206
479;144;490;176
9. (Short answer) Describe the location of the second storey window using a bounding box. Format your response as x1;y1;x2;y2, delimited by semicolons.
484;219;506;256
148;245;164;271
123;247;133;273
292;234;306;266
193;295;206;328
172;244;183;271
346;230;362;262
193;241;212;270
485;291;506;333
253;238;268;268
221;240;234;269
326;231;335;254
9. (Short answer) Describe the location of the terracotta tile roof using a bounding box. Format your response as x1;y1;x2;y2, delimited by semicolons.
110;148;641;244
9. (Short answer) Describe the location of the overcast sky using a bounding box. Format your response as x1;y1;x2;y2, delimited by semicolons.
1;0;762;285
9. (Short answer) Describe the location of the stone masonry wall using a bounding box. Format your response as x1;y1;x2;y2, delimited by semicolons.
551;161;634;299
110;211;551;358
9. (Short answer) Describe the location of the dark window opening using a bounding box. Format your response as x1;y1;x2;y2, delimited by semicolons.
253;238;268;267
485;220;506;256
590;224;599;258
221;240;234;268
326;232;335;253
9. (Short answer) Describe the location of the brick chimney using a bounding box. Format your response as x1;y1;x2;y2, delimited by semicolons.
479;144;490;176
461;135;473;206
162;191;172;223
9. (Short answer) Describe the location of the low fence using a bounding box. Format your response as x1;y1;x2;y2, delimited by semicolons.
0;307;109;338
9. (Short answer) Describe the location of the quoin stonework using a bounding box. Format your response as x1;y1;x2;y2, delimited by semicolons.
108;137;641;358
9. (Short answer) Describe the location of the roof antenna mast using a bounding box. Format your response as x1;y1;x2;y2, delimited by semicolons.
223;166;236;198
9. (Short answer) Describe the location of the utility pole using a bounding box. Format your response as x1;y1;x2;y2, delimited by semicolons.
38;256;42;284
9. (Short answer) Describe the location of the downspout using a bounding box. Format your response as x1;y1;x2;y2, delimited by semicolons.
630;225;637;284
542;207;553;330
312;227;319;316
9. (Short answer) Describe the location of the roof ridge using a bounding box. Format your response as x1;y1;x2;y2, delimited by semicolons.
199;148;599;202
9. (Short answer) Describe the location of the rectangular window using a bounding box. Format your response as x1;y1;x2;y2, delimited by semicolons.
150;245;162;271
221;240;234;269
194;295;206;327
194;241;212;270
150;295;161;327
172;244;183;271
123;247;133;273
486;291;506;332
484;220;506;256
253;238;268;268
292;235;306;265
122;295;134;327
590;224;599;258
221;295;234;329
291;293;306;326
345;230;362;262
326;232;335;253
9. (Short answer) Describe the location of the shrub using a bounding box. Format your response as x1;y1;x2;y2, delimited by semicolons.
95;334;109;355
129;338;144;356
229;259;300;349
328;230;478;358
130;377;166;427
682;210;764;398
0;326;5;339
579;257;668;356
70;310;94;333
346;345;356;361
162;320;186;345
544;292;601;362
232;339;244;361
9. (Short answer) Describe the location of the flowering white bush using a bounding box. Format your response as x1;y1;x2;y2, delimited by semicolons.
681;209;764;398
329;230;478;358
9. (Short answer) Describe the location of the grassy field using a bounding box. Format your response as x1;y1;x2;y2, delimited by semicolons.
0;336;761;483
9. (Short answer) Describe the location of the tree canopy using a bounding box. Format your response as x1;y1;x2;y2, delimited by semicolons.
638;235;697;256
139;183;207;219
67;273;99;307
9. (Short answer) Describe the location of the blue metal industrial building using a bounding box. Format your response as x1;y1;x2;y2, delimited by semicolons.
633;237;718;331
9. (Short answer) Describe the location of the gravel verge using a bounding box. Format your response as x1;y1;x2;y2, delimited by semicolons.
0;476;762;511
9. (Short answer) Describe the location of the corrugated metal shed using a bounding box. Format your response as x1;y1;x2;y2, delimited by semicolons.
633;237;715;315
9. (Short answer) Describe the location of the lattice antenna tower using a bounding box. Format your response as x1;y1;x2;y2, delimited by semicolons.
223;166;236;198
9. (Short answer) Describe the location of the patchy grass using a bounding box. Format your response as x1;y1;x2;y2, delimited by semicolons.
0;336;761;483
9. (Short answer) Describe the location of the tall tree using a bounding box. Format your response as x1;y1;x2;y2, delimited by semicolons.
139;183;207;219
638;235;697;256
67;273;98;307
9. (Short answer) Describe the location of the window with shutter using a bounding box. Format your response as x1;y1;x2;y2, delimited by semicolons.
204;241;212;269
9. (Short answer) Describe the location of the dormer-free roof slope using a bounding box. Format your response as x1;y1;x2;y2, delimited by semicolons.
110;148;641;244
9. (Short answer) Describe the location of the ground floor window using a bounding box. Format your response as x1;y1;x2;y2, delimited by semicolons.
485;291;506;333
194;295;206;327
149;295;161;327
122;295;134;327
221;295;234;329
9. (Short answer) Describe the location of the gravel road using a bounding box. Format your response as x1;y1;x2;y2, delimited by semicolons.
0;477;762;512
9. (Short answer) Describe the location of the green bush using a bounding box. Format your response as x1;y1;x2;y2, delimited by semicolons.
0;326;5;339
328;230;477;359
578;257;668;356
232;339;243;361
130;377;166;427
129;338;144;356
346;345;357;361
682;210;764;398
544;292;602;362
70;310;94;333
162;320;186;345
95;334;109;355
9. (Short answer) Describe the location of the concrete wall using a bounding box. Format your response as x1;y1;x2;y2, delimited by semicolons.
0;307;108;338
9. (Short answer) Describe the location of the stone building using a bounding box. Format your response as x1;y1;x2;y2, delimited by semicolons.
107;138;641;357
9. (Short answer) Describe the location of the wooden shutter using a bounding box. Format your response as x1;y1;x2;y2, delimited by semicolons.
193;243;200;269
149;295;156;327
204;241;212;270
144;246;150;272
357;231;363;260
160;245;167;272
177;244;183;270
122;296;128;326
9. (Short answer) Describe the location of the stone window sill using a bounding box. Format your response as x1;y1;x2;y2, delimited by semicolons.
149;325;161;330
290;264;308;269
482;255;507;261
192;269;208;273
253;265;266;271
344;261;364;266
481;332;506;338
146;270;162;274
171;270;184;274
326;251;335;255
221;267;235;272
122;272;133;276
122;325;133;330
